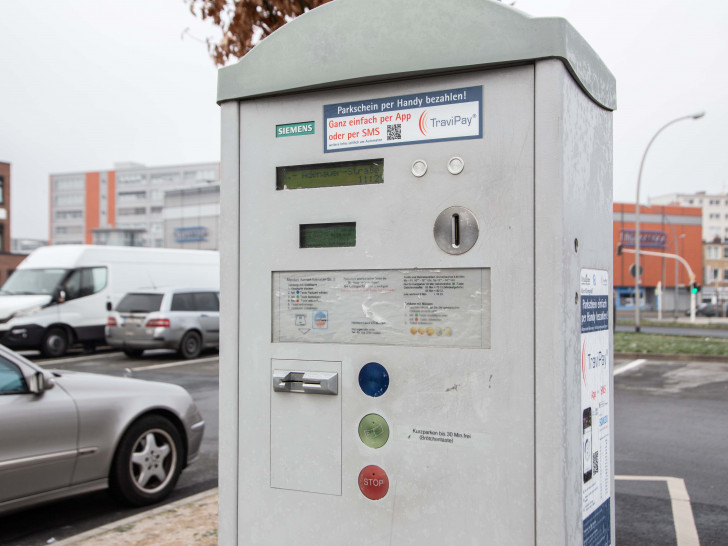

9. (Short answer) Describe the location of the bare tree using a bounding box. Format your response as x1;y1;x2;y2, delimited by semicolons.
186;0;332;65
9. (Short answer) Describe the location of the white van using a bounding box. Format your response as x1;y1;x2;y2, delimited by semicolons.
0;245;219;357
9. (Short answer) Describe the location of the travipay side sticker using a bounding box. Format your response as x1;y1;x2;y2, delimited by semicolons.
323;86;482;152
580;268;612;546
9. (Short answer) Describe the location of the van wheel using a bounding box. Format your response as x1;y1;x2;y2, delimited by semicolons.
109;415;184;506
41;328;69;358
123;349;144;358
178;331;202;359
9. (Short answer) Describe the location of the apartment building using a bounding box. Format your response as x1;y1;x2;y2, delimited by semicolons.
49;162;219;247
650;191;728;242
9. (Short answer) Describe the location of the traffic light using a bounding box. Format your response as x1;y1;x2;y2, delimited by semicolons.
616;243;622;256
690;282;700;294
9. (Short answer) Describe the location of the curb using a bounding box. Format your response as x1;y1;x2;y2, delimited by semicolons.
615;352;727;363
52;488;218;545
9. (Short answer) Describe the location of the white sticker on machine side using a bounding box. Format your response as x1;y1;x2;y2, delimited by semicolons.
580;268;611;546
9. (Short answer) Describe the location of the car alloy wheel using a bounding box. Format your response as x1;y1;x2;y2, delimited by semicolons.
110;415;184;506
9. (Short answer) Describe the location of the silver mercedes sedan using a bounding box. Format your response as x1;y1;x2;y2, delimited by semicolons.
0;344;205;515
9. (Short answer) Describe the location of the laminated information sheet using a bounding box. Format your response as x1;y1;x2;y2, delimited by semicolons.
272;268;490;348
580;268;612;546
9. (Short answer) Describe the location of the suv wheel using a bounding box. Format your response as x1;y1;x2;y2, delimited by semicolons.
178;331;202;359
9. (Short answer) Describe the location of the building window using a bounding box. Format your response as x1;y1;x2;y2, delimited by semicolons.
118;207;146;216
150;172;179;184
55;210;83;220
117;173;145;185
54;193;84;206
54;176;84;192
118;191;147;202
724;269;728;282
0;175;4;205
724;247;728;259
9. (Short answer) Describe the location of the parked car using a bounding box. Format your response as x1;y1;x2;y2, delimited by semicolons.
106;289;220;359
692;302;727;317
0;344;204;515
0;245;219;357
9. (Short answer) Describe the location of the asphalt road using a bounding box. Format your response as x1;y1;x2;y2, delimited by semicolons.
0;348;219;546
615;356;728;545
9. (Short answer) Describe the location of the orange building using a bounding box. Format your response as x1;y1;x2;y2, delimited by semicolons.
613;203;703;311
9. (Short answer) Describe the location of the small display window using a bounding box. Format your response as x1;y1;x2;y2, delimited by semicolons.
277;159;383;190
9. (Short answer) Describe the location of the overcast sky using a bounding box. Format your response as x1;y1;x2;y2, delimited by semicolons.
2;0;727;239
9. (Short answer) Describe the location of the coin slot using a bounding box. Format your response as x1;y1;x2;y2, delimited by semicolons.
452;213;460;248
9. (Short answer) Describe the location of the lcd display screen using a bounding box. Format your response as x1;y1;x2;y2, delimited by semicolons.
300;223;356;248
277;159;383;190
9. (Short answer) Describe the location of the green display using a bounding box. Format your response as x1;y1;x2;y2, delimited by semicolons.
277;159;383;190
300;223;356;248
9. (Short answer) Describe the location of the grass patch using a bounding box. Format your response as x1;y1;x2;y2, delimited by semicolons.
615;331;728;357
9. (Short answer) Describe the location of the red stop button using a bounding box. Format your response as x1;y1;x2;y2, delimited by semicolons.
358;465;389;500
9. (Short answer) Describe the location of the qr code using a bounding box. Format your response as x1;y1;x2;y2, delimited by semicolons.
592;451;599;474
387;124;402;140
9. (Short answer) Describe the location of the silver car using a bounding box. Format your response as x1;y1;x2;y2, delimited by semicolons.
106;289;220;359
0;344;204;515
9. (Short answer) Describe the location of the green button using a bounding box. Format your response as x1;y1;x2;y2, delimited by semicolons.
358;413;389;449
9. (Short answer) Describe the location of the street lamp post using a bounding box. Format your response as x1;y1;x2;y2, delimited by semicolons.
634;112;705;332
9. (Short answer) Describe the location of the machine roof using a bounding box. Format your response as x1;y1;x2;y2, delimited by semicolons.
217;0;616;110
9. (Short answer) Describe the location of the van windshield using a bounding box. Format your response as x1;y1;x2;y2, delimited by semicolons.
0;269;70;296
116;293;164;313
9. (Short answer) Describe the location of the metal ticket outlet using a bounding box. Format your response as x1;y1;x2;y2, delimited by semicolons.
218;1;615;545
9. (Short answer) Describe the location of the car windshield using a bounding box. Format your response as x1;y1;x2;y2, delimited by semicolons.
0;269;69;296
116;293;164;313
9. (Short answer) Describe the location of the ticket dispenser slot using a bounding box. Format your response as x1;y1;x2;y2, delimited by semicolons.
270;359;341;496
273;370;338;395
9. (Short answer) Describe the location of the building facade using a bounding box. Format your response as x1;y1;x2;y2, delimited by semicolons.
0;163;31;284
163;184;220;250
650;191;728;242
0;162;13;253
613;203;703;312
703;240;728;305
49;162;219;247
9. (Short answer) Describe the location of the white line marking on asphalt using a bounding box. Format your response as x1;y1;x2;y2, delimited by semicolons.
130;356;219;372
616;475;700;545
614;358;647;376
35;352;121;367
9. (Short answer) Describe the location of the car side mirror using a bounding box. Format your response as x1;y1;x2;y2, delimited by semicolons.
30;371;55;394
106;301;112;312
53;287;66;303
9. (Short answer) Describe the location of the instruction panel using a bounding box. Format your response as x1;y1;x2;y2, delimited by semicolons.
580;269;611;546
272;268;490;348
323;86;482;152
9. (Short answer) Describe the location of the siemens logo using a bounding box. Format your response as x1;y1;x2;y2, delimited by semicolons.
276;122;315;137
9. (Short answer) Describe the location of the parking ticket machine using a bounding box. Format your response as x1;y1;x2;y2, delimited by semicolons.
218;1;615;544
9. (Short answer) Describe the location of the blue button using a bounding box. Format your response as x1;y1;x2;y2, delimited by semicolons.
359;362;389;397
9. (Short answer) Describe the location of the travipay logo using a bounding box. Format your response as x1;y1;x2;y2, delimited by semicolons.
419;111;429;136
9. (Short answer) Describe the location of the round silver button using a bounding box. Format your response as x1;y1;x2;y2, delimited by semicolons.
447;156;465;175
411;159;428;178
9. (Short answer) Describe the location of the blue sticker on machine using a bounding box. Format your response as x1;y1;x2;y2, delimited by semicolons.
323;86;482;153
583;499;611;546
